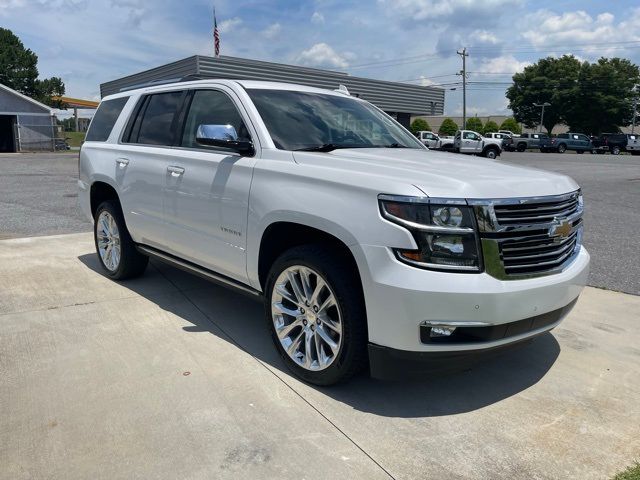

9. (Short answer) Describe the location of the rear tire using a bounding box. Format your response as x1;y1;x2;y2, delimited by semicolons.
577;150;584;154
557;143;567;153
516;143;526;152
264;245;368;385
94;200;148;280
611;146;621;155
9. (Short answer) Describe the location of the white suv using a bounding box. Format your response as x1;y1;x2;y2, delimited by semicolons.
78;79;590;385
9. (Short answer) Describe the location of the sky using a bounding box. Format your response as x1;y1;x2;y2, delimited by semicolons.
2;0;640;119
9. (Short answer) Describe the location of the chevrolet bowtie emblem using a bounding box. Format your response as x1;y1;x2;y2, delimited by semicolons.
550;219;572;239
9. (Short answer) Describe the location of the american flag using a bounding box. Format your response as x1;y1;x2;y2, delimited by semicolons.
213;7;220;57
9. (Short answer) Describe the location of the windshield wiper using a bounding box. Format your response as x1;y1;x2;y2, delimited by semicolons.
294;143;344;152
380;143;408;148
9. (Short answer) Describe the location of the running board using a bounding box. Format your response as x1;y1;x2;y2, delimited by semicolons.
136;244;262;298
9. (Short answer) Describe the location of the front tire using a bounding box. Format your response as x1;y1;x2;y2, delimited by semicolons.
265;245;368;385
611;146;621;155
94;200;148;280
483;147;499;159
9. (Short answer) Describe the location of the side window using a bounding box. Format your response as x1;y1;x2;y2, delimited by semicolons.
181;89;249;149
131;91;184;146
463;132;478;140
85;96;129;142
572;134;579;140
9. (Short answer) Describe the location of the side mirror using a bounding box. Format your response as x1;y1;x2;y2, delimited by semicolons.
195;124;255;156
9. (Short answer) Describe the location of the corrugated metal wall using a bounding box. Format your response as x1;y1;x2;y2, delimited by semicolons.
100;55;445;116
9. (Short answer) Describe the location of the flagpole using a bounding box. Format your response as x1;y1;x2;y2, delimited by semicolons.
213;5;220;57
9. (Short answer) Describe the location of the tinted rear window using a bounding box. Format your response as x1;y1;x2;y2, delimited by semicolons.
85;97;129;142
134;91;184;146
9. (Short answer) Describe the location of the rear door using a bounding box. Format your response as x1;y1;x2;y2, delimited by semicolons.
116;90;187;247
161;87;259;283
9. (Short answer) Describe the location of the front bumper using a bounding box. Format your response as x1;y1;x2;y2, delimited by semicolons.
352;244;589;356
368;298;576;379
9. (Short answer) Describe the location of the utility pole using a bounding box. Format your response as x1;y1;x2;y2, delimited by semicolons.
457;48;468;129
533;102;551;133
632;84;638;135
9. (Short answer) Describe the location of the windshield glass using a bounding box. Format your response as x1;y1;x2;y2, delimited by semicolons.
246;89;423;151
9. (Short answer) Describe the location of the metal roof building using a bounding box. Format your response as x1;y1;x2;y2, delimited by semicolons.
0;83;56;152
100;55;445;127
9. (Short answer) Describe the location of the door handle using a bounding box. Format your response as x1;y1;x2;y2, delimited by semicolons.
167;165;185;176
116;158;129;168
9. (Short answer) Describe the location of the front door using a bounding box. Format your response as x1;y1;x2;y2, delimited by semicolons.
161;87;258;283
460;131;482;153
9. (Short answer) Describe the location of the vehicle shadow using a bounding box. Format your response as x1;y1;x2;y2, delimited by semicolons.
78;254;561;419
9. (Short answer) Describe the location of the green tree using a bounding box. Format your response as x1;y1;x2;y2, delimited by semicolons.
465;116;483;133
0;28;65;107
564;57;639;134
499;117;522;134
438;118;458;136
410;118;431;135
482;120;499;135
506;55;581;133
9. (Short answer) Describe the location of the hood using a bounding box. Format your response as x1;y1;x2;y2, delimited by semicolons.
292;148;579;199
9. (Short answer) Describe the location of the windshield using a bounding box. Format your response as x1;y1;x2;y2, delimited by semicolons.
246;89;423;151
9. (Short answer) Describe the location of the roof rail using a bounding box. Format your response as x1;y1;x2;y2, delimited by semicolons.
117;74;213;93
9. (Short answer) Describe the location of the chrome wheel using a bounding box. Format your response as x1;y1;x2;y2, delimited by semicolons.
96;210;121;271
271;265;343;371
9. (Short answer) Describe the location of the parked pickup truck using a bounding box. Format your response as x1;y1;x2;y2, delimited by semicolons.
540;133;593;154
484;132;514;151
453;130;503;159
512;133;549;152
417;131;455;150
591;133;639;155
79;79;589;385
627;134;640;155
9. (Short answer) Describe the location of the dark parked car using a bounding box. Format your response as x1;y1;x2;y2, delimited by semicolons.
540;133;592;154
513;133;549;152
590;133;628;155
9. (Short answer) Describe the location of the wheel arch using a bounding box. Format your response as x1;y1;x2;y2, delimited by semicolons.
255;219;361;292
90;179;121;218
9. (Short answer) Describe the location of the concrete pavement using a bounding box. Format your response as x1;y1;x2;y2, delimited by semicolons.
1;233;639;479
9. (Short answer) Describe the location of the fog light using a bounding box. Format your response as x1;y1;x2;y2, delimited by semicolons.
430;326;457;337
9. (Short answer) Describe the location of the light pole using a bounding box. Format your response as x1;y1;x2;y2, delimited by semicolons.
533;102;551;133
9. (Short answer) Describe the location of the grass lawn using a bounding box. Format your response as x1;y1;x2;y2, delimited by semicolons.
613;463;640;480
61;131;85;148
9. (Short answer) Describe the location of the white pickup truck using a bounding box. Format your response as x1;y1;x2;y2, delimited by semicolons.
79;79;589;385
453;130;503;159
417;130;455;150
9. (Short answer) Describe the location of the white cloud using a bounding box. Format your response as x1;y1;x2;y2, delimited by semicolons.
476;55;530;74
419;76;435;86
296;43;352;69
262;22;281;39
0;0;25;12
311;11;324;24
218;17;242;34
522;9;640;55
384;0;522;21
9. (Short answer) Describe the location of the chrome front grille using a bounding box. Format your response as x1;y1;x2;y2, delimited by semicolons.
493;193;580;225
499;223;581;275
470;191;584;279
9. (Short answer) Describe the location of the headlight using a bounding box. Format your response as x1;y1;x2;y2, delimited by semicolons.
379;195;482;272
